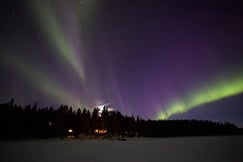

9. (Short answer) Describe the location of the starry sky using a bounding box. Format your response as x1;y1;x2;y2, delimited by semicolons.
1;0;243;126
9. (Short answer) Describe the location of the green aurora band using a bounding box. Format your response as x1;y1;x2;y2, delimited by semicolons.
30;0;86;79
2;49;83;108
157;73;243;120
1;1;100;109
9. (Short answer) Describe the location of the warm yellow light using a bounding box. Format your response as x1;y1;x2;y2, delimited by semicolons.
68;129;73;133
94;129;107;134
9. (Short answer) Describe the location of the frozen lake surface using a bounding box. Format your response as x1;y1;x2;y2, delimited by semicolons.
1;136;243;162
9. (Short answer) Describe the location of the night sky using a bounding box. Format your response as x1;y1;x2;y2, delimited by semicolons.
1;0;243;126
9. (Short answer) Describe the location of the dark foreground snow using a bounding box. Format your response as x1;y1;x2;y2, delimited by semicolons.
1;136;243;162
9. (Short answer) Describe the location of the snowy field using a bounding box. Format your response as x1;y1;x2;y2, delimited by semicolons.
1;136;243;162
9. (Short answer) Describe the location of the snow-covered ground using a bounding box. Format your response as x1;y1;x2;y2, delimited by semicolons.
1;136;243;162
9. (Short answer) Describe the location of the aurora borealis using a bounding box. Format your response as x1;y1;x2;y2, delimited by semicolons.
157;72;243;120
1;0;243;126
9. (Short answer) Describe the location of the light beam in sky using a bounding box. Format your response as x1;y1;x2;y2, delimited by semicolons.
1;0;243;125
2;48;83;108
157;72;243;120
30;0;86;79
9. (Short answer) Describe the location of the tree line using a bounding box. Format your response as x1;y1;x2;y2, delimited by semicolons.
0;99;241;140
